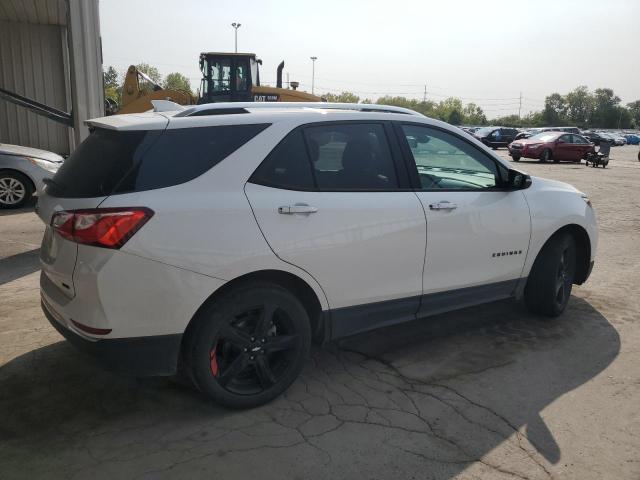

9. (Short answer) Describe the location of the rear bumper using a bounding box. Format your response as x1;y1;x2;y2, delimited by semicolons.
42;297;182;376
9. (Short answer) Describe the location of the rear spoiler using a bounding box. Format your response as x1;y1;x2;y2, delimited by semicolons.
151;100;186;112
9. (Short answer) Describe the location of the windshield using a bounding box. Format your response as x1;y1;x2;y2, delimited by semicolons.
530;133;559;142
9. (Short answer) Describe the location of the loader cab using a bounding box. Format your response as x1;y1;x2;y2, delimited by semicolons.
198;52;260;104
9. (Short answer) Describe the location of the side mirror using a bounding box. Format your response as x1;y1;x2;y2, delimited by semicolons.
507;169;532;190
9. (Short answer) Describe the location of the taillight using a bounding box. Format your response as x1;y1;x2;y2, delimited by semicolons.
50;207;154;249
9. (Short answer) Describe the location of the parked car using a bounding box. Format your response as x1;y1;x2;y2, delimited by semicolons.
596;132;620;146
610;133;627;146
624;134;640;145
473;126;519;149
508;132;595;163
0;143;63;208
37;102;598;408
514;130;539;140
546;126;581;134
580;131;609;146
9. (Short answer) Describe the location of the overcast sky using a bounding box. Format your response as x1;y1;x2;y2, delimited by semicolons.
100;0;639;117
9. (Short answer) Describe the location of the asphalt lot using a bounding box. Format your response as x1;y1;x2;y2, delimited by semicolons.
1;146;639;479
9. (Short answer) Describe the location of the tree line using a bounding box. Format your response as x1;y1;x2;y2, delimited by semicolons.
325;87;640;129
103;64;639;129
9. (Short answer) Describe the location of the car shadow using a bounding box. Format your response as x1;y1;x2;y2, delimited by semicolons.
0;248;40;285
0;297;619;479
0;197;37;216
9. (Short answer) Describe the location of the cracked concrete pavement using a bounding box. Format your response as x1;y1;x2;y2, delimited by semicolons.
1;147;639;479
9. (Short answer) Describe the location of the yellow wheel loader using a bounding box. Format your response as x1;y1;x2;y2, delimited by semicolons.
111;53;320;114
198;52;321;103
116;65;196;115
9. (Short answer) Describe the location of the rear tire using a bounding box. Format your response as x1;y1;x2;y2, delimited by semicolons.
186;282;311;409
0;171;32;209
525;233;576;317
512;155;521;162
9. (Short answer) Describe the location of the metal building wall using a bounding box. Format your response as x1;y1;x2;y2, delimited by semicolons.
0;0;103;155
0;20;70;154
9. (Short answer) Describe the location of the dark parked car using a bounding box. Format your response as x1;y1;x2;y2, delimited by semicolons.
514;130;541;140
473;127;519;149
580;131;611;146
508;132;595;163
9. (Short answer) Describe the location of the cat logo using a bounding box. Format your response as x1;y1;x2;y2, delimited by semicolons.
253;94;280;102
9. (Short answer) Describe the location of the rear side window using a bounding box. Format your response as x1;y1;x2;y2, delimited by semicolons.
249;130;315;190
48;124;269;198
304;123;399;190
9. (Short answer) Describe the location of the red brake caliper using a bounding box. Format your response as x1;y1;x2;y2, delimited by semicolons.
210;344;219;376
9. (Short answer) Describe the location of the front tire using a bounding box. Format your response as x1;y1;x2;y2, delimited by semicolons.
539;149;552;162
525;233;576;317
0;171;32;208
512;155;521;162
187;282;311;408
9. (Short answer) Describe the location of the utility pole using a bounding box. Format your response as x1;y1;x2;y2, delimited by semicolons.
618;108;623;129
231;23;241;53
310;56;317;94
518;91;522;119
423;85;427;103
286;72;290;89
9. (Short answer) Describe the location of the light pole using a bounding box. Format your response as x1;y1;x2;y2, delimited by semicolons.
231;23;241;53
310;56;317;94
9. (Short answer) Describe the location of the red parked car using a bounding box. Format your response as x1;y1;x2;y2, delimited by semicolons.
508;132;595;163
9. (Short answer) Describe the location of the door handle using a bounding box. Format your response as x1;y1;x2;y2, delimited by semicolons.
278;204;318;215
429;201;457;211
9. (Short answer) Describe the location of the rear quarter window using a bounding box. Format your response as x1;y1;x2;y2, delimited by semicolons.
47;124;269;198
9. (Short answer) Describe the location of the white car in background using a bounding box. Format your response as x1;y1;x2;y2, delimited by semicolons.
36;102;598;408
0;143;63;208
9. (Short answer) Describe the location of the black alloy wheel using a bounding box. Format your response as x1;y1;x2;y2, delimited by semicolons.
187;283;311;408
525;233;576;317
209;303;302;395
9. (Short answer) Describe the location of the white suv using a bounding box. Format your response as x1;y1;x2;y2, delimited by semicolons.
37;102;597;408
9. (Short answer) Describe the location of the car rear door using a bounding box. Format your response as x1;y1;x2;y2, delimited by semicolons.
395;122;530;315
245;122;426;337
502;128;517;146
572;134;593;160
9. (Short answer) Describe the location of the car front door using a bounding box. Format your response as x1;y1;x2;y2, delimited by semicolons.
395;123;531;316
245;122;427;338
554;134;573;160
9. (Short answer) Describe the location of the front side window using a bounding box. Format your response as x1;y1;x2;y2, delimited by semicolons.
559;134;572;143
572;135;588;144
401;124;499;190
304;123;399;190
